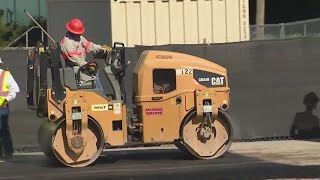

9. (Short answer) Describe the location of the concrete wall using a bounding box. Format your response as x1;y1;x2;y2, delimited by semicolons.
0;37;319;150
46;0;112;46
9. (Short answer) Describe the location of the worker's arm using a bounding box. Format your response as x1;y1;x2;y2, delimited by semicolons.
81;36;112;54
6;73;20;102
60;40;87;66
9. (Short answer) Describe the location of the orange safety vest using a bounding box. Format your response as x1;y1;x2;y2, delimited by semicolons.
0;70;10;106
60;35;92;66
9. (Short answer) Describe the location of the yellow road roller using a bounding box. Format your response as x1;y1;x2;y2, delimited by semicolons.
26;42;233;167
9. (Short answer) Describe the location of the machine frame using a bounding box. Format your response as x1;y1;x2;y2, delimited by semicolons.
26;42;234;167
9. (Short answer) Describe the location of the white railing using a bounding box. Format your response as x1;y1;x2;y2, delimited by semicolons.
4;26;45;49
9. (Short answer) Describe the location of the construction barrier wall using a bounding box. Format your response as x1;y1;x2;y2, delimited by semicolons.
47;0;250;47
0;37;319;150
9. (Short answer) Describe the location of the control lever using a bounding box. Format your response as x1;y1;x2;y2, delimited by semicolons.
126;60;131;67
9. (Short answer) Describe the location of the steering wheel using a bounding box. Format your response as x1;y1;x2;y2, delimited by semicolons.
93;49;109;60
93;48;114;68
78;61;98;77
162;84;170;93
92;43;128;75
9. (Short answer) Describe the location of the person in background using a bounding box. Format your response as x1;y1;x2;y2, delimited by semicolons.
0;57;20;160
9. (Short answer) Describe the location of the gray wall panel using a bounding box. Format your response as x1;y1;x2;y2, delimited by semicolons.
47;0;112;46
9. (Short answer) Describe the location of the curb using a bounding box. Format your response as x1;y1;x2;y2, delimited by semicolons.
0;47;35;51
14;146;41;153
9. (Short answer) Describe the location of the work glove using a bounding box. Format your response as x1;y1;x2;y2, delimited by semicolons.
89;66;95;72
102;45;112;53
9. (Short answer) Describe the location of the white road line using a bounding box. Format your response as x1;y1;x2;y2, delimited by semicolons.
0;160;4;163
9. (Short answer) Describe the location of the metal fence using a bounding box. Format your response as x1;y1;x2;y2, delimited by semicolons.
3;17;320;49
250;17;320;41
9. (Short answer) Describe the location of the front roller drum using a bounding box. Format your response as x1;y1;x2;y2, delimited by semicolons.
38;118;105;167
180;110;233;159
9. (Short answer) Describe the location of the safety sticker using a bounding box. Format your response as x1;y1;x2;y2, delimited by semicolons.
39;47;45;52
92;104;108;111
113;103;121;115
145;108;163;116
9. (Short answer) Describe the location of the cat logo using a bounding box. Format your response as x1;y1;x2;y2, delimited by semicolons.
91;104;108;111
211;77;225;86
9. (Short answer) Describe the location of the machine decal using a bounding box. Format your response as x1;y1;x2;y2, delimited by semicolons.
176;68;193;75
39;47;45;52
193;69;226;87
145;108;163;116
91;104;109;111
156;55;173;59
113;103;122;114
211;77;225;86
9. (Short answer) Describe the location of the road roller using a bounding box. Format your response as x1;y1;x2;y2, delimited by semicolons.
26;42;233;167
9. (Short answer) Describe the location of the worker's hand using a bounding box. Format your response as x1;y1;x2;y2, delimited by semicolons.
89;66;96;72
89;66;95;71
102;45;112;53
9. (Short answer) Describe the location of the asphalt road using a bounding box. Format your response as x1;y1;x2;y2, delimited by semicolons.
0;141;320;180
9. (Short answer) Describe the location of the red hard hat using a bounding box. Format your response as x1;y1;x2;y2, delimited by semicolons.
66;18;85;35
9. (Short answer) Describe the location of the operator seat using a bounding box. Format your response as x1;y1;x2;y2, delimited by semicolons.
64;61;101;90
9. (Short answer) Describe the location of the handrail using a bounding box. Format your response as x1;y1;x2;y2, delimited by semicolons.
5;26;44;48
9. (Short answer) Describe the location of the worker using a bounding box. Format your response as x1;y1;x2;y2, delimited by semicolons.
60;18;112;67
60;18;110;87
0;57;20;160
60;18;123;100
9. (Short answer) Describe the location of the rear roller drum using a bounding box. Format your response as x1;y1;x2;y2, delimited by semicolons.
180;110;233;159
38;118;104;167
